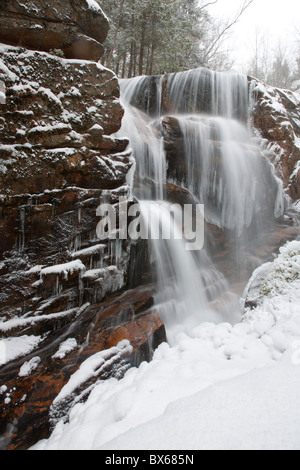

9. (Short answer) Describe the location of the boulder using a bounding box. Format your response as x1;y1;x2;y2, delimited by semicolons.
0;0;109;61
240;261;274;310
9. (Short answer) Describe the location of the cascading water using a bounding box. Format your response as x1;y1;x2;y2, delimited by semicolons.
117;68;285;344
171;115;276;234
166;68;249;119
116;100;166;201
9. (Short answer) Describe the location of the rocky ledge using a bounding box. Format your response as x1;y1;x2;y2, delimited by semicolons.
0;0;109;61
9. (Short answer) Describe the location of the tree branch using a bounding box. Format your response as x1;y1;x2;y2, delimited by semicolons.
203;0;254;62
199;0;218;10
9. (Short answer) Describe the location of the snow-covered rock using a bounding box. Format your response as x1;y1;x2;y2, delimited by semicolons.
250;77;300;200
242;240;300;310
0;0;109;61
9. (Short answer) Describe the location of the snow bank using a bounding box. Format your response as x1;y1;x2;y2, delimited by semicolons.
100;361;300;451
32;240;300;451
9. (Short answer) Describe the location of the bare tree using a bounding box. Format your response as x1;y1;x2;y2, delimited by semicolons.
267;41;293;89
202;0;255;68
247;32;295;89
247;28;271;82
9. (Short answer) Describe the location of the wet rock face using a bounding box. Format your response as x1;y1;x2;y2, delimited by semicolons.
250;78;300;200
0;0;109;61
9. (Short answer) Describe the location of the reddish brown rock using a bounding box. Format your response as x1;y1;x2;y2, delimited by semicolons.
0;285;166;450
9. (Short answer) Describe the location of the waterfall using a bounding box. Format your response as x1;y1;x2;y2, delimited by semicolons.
117;68;285;344
116;101;166;201
166;68;249;119
171;115;270;234
139;201;221;342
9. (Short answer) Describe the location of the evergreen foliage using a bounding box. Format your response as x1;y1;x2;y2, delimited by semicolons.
100;0;231;77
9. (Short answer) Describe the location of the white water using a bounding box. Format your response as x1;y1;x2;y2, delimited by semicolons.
117;68;285;343
117;102;166;200
166;68;249;118
139;201;235;343
174;115;267;234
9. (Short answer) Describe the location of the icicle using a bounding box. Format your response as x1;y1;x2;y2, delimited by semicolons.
19;206;26;253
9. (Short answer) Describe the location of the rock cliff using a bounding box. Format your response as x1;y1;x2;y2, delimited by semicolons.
0;0;109;61
0;0;166;450
250;78;300;201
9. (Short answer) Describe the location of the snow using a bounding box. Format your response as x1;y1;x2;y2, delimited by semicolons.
0;59;18;82
294;200;300;212
294;136;300;151
0;81;5;104
19;357;41;377
70;244;105;259
99;362;300;451
84;0;110;25
28;123;71;135
82;266;125;298
85;0;102;13
0;303;90;335
32;240;300;451
89;123;104;132
251;80;296;119
37;87;62;108
42;147;77;156
52;341;132;408
40;260;86;280
0;335;42;366
52;338;78;360
67;86;81;98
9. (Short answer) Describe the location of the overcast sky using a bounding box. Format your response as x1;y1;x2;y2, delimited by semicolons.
208;0;299;71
